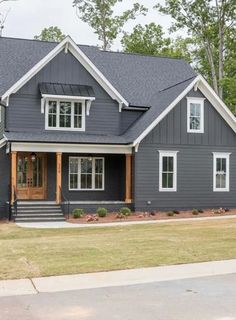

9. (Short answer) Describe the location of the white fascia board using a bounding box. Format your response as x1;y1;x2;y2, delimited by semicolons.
11;142;132;154
68;39;129;107
0;137;6;149
133;75;236;147
1;37;69;104
197;75;236;133
133;76;200;147
1;36;129;108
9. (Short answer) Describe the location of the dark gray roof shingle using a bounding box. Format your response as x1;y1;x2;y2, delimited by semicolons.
5;131;127;144
0;37;198;144
0;37;196;107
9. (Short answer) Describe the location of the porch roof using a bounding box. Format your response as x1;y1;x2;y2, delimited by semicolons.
5;131;128;145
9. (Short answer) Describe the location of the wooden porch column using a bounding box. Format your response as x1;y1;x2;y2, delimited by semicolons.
125;154;132;203
56;152;62;204
11;151;17;205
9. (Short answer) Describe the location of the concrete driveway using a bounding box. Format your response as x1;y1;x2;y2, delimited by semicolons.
0;274;235;320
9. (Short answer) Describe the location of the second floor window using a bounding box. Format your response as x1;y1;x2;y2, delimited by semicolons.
187;97;204;133
46;100;85;131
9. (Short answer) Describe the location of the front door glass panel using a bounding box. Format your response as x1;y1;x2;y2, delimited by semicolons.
32;157;43;188
17;156;28;188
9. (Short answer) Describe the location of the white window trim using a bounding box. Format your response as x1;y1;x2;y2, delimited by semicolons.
45;98;86;131
187;97;205;133
213;152;231;192
159;151;178;192
69;157;105;191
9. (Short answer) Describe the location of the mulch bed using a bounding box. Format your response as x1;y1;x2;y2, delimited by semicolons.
68;208;236;224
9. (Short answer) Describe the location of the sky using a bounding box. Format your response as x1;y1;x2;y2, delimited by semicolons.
0;0;173;50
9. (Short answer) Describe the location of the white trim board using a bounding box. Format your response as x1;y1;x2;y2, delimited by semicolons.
1;36;129;108
0;138;6;149
133;75;236;147
10;142;132;154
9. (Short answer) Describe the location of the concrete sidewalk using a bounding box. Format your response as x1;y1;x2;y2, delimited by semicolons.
16;214;236;229
1;259;235;297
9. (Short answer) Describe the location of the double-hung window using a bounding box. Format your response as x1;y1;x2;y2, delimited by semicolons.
69;157;104;191
46;100;85;131
159;151;178;192
187;97;204;133
213;153;230;192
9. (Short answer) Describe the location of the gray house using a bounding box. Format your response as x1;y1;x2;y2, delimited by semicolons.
0;36;236;221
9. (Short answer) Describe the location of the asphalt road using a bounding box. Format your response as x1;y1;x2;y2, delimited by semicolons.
0;274;235;320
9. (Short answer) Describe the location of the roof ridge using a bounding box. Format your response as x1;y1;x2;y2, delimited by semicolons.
0;36;98;48
98;49;188;61
159;76;197;92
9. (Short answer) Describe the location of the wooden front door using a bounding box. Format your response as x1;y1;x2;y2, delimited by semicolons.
16;153;47;200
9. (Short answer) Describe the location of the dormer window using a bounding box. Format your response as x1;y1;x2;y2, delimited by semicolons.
187;97;205;133
45;99;86;131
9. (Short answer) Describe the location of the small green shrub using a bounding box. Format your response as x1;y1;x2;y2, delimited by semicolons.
198;209;204;213
96;207;108;218
72;208;84;219
167;211;174;216
192;209;199;215
120;207;131;216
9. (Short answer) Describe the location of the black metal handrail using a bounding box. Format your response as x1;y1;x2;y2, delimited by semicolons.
60;187;70;220
8;185;18;221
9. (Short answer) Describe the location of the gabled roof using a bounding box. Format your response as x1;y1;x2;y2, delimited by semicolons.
0;36;128;107
0;36;196;107
1;37;235;148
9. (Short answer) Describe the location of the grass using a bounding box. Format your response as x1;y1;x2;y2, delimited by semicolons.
0;219;236;280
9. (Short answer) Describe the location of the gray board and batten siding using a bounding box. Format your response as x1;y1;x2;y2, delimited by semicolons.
134;89;236;211
6;50;142;136
0;146;10;217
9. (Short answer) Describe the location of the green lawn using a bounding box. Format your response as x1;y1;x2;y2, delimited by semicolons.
0;219;236;280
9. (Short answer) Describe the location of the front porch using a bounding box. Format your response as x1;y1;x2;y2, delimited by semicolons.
10;146;133;213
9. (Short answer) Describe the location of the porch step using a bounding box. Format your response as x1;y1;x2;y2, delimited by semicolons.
13;202;66;222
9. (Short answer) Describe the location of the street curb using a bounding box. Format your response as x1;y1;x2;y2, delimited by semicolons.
1;259;235;297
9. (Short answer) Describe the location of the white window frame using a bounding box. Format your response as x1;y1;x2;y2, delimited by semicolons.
213;152;231;192
187;97;205;133
159;151;178;192
69;157;105;191
45;98;86;131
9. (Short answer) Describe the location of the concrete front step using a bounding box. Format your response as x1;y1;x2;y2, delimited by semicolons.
12;201;65;222
15;217;65;222
16;209;62;213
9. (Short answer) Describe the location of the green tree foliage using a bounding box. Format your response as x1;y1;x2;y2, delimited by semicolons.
155;0;236;110
73;0;147;50
121;23;192;62
34;26;65;42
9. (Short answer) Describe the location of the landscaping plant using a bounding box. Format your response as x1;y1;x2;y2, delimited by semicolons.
120;207;131;217
96;207;108;218
72;208;84;219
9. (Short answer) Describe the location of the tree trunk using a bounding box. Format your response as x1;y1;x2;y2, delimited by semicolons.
217;0;225;99
204;38;219;94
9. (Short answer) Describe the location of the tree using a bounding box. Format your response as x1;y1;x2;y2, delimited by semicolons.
0;0;17;36
73;0;147;50
121;23;192;61
155;0;236;99
34;26;65;42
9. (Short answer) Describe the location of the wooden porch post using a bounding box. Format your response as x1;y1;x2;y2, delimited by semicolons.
56;152;62;204
125;154;132;203
11;151;17;205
